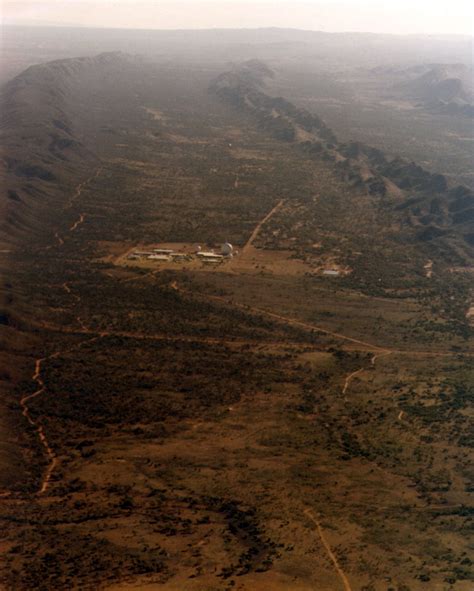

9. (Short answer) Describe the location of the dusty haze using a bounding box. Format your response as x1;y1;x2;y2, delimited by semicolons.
3;0;474;35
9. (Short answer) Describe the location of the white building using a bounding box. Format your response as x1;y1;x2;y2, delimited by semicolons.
133;250;154;257
196;251;224;259
148;254;170;261
221;242;234;256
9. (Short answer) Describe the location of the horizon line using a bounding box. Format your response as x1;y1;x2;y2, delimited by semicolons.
2;22;473;38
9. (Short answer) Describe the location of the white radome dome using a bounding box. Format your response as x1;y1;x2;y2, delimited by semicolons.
221;242;233;256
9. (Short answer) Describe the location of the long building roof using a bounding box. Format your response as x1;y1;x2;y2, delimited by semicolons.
197;251;223;258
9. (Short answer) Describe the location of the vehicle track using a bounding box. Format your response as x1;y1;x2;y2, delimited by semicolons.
304;509;353;591
34;318;314;350
241;199;284;255
68;167;102;208
20;353;61;494
49;168;102;248
170;283;473;358
15;172;470;516
22;270;392;497
173;285;386;351
169;279;473;584
69;213;86;232
343;349;392;396
20;336;102;494
14;170;102;495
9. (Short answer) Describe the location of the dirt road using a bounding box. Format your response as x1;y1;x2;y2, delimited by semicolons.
170;283;473;358
342;366;366;396
69;213;86;232
15;170;102;495
342;349;393;394
20;354;60;494
68;167;102;208
304;509;353;591
241;199;284;255
191;289;386;351
49;168;102;247
20;335;103;495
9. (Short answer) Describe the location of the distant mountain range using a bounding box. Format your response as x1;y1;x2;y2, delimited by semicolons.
400;63;472;101
212;60;474;257
373;62;474;116
2;50;473;260
1;26;472;86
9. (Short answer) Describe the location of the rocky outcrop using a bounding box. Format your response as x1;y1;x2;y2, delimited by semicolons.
211;61;474;261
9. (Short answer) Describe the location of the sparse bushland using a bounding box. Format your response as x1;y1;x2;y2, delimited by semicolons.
1;53;473;591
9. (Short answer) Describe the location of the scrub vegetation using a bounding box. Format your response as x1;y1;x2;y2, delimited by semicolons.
0;37;473;591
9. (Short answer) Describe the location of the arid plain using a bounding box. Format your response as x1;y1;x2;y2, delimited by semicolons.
1;35;473;591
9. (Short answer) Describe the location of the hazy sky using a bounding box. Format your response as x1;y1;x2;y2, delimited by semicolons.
3;0;473;35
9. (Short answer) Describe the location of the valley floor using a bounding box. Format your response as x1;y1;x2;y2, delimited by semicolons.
1;70;473;590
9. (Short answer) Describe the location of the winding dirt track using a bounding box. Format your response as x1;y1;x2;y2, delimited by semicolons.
343;349;392;396
12;167;470;585
342;366;366;396
20;336;102;494
68;168;102;208
36;318;317;350
69;213;86;232
168;284;383;589
168;280;474;587
16;169;102;495
304;509;353;591
47;168;101;248
20;354;61;494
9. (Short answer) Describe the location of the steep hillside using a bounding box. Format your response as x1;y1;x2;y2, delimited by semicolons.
0;52;148;247
1;52;473;591
385;63;474;117
396;63;473;102
0;51;147;489
211;60;474;262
